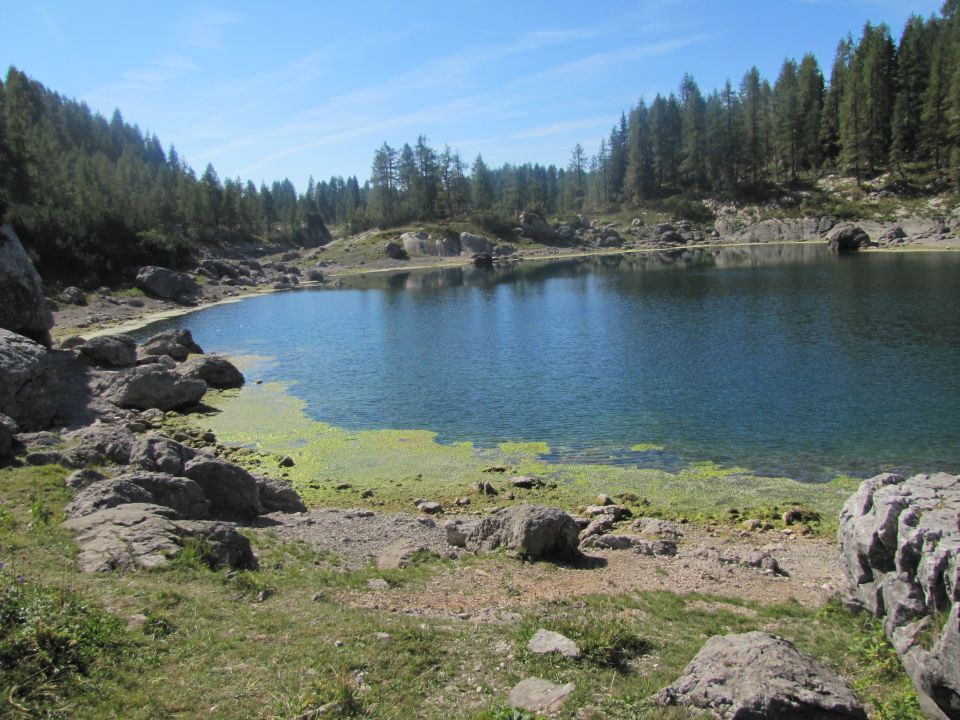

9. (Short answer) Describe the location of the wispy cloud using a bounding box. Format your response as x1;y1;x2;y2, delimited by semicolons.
182;10;240;49
234;96;486;177
511;32;720;87
512;116;613;140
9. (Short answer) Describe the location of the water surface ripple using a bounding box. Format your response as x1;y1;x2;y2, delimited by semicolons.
139;245;960;481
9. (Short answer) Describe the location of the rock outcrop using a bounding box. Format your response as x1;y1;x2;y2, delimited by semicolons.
135;266;201;304
0;328;58;430
839;472;960;720
62;503;256;572
655;631;867;719
0;224;54;346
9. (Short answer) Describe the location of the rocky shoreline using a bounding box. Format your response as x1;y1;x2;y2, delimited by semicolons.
35;211;958;343
2;216;959;718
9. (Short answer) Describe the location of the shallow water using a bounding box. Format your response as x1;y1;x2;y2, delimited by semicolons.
138;245;960;481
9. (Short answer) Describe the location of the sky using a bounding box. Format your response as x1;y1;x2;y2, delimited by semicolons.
0;0;944;191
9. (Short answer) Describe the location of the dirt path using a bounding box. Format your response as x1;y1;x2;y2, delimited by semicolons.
258;509;842;620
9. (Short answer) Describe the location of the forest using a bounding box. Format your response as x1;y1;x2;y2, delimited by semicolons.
0;2;958;284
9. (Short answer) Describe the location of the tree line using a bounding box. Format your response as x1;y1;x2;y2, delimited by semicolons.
1;2;957;284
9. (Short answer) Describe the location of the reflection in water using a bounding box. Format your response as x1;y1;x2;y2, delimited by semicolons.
137;246;960;481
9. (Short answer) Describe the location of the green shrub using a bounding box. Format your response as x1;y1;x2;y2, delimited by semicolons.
0;578;124;714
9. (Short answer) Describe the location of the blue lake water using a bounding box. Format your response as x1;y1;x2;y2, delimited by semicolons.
137;245;960;481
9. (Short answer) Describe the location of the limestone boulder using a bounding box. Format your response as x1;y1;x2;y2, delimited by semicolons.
519;210;556;243
0;225;54;346
98;365;207;411
183;455;264;517
135;266;200;304
459;232;492;255
0;329;58;430
129;433;196;475
827;224;871;252
62;503;255;572
463;504;580;560
384;242;407;260
654;631;867;719
255;474;308;513
839;472;960;720
79;334;137;368
65;422;135;465
143;328;204;355
176;355;244;389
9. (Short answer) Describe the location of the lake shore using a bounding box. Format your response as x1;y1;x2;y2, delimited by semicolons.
60;232;959;343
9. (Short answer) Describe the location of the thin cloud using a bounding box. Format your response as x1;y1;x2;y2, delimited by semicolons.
234;97;485;177
512;116;613;140
512;32;720;87
183;10;240;49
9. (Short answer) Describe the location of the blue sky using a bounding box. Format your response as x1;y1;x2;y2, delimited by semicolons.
1;0;943;190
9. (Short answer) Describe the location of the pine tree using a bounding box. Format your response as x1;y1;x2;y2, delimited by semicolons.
471;154;493;210
892;15;934;168
679;74;707;188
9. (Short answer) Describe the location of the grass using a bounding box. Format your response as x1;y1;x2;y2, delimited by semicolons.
0;462;927;718
191;381;853;536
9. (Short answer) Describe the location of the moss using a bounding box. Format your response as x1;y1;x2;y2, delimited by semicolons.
199;382;852;530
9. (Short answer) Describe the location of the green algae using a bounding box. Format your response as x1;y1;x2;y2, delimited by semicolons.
199;382;852;529
630;443;665;452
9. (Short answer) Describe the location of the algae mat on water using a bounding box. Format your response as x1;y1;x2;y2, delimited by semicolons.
200;381;856;525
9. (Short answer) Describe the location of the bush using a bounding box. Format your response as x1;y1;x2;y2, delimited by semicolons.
660;197;715;223
471;211;516;239
0;577;124;713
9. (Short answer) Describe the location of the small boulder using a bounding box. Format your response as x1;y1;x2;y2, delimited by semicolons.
376;541;436;570
0;329;58;430
79;334;138;368
129;433;196;475
65;422;136;465
60;286;87;306
654;632;867;719
254;474;307;513
464;504;580;560
826;224;870;253
176;355;244;389
98;365;207;411
65;478;156;518
459;232;493;255
135;266;200;304
144;329;203;355
528;629;581;659
511;476;542;490
508;678;575;714
385;242;407;260
417;500;443;515
183;455;264;517
519;211;557;243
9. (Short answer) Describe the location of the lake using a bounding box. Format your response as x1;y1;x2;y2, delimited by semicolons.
138;244;960;481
